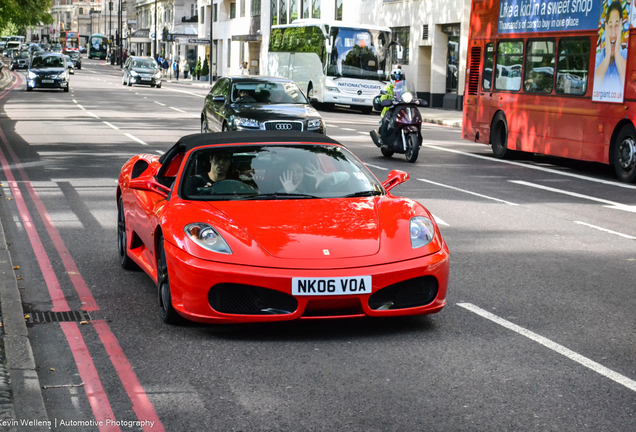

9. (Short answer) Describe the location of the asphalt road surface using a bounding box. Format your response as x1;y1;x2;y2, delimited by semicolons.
0;58;635;431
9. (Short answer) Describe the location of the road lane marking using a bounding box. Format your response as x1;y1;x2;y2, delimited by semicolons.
124;133;148;145
510;180;636;213
358;131;368;135
341;127;356;131
164;88;206;98
155;150;164;155
102;121;119;130
418;178;519;205
86;111;99;119
433;215;449;226
154;101;166;106
170;106;186;113
458;303;636;393
76;104;86;111
422;144;636;190
574;221;636;240
365;163;389;171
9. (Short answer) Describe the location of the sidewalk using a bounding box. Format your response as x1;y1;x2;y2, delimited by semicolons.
103;61;463;128
0;67;49;431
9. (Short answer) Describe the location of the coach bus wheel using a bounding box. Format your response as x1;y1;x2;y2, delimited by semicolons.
614;124;636;183
491;112;511;159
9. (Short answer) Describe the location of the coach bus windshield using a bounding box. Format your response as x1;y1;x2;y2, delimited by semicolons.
327;27;390;81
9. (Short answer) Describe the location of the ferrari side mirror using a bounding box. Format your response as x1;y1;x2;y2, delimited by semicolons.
382;170;410;192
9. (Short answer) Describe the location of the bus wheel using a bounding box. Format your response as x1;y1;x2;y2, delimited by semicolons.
614;124;636;183
491;112;511;159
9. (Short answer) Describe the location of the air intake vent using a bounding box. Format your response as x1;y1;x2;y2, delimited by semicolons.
422;25;429;40
27;310;92;324
468;47;481;95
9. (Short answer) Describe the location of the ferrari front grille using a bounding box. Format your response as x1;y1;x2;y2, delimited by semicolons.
368;276;438;310
209;283;298;315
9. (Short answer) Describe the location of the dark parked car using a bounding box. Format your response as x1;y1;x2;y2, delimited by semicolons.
10;50;30;70
64;55;75;74
26;53;69;92
68;51;82;69
201;76;325;134
122;56;162;88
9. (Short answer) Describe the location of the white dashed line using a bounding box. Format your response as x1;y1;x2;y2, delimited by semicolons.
458;302;636;393
154;101;166;106
102;121;119;130
365;163;389;171
419;178;518;205
574;221;636;240
86;111;99;119
170;107;186;113
124;133;148;145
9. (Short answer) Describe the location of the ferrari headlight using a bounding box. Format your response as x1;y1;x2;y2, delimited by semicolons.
402;92;414;103
410;217;434;248
233;117;260;129
27;71;37;79
184;223;232;254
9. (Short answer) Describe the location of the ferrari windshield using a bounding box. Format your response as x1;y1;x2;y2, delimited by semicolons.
181;144;383;201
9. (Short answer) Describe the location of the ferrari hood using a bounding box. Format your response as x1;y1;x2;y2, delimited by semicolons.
208;198;381;259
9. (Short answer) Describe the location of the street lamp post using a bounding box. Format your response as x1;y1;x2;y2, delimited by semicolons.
154;0;157;59
209;1;213;82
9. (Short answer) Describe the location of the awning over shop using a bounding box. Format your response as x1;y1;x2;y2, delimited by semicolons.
130;28;151;43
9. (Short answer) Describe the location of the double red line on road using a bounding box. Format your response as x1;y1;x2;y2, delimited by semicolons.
0;75;164;431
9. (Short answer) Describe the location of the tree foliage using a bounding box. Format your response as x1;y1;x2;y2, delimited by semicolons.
0;0;53;30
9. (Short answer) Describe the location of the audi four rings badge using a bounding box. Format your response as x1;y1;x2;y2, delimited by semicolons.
276;123;293;130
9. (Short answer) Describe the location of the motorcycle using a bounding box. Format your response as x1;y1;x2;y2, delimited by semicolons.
370;80;427;163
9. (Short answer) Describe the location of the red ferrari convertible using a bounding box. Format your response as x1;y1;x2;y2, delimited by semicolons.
117;131;449;324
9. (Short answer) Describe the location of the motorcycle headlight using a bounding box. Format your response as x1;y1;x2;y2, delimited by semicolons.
402;92;414;103
410;217;435;249
307;118;323;129
326;86;339;93
27;71;37;79
233;117;260;129
184;223;232;254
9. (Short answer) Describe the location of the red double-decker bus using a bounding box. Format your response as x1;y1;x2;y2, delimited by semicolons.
463;0;636;182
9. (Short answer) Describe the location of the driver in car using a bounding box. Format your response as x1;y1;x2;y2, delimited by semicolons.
185;152;233;195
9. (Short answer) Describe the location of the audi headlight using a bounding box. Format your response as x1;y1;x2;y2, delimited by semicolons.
307;118;323;129
27;71;37;79
410;217;435;248
184;223;232;254
402;92;414;103
130;70;138;76
326;86;339;93
233;117;260;129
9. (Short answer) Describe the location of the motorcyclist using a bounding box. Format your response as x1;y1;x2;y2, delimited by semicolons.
377;67;405;144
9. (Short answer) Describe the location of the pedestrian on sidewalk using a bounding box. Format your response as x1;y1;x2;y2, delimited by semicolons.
173;60;180;81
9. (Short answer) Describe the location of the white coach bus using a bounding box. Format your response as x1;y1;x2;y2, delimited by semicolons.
268;19;392;113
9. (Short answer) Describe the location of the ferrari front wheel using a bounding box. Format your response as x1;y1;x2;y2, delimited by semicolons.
117;197;137;270
158;237;180;324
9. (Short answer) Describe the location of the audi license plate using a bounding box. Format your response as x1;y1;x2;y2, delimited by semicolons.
352;98;365;103
292;276;372;296
41;80;54;83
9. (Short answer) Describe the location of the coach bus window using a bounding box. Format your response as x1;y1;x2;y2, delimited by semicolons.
483;43;494;91
495;41;523;91
524;39;555;93
556;38;590;96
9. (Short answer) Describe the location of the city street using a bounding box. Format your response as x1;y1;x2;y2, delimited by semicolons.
1;58;635;431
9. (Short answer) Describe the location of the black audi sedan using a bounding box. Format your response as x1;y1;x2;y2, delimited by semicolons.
201;76;325;134
26;53;69;92
10;50;30;71
122;56;162;88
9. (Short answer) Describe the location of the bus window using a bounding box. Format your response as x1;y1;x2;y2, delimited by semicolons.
556;38;590;96
523;39;555;94
494;41;523;92
483;43;494;91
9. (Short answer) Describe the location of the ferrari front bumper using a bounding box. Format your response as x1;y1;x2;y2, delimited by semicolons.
164;240;450;324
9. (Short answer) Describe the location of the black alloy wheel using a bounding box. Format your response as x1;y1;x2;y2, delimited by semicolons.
117;197;137;270
614;124;636;183
157;237;180;324
405;132;420;163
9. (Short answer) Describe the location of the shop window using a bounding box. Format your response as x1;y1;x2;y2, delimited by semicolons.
312;0;321;18
251;0;261;16
390;26;410;65
230;2;236;19
280;0;287;24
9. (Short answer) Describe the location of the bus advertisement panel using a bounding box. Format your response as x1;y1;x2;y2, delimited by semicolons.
268;19;391;113
463;0;636;182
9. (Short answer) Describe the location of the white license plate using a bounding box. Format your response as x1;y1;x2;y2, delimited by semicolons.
352;98;365;103
292;276;372;296
141;77;151;81
42;79;54;83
